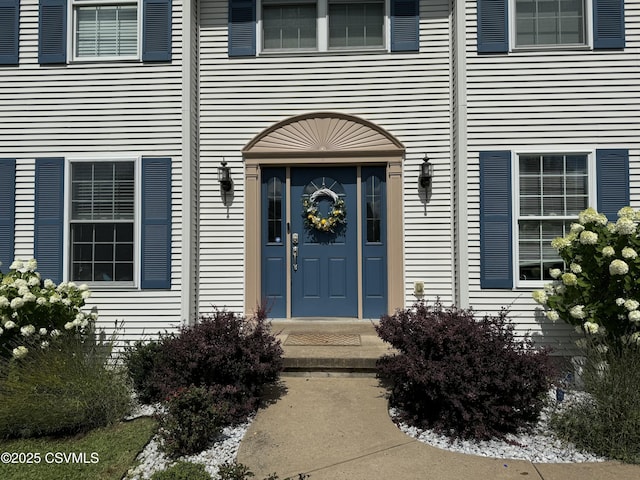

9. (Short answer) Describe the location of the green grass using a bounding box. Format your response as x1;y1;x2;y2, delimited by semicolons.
0;417;156;480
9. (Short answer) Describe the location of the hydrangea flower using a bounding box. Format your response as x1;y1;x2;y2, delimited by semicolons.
583;321;599;334
4;320;16;330
602;246;615;257
629;311;640;323
579;231;599;245
0;296;9;308
562;273;578;286
579;208;608;226
551;236;572;251
609;259;629;276
20;325;35;337
570;263;582;274
12;346;28;359
570;305;587;319
532;290;548;305
25;259;38;272
615;217;636;235
10;298;24;309
570;223;585;234
624;299;640;311
546;310;560;322
616;297;626;306
622;247;638;259
9;260;24;270
549;268;562;279
618;206;636;218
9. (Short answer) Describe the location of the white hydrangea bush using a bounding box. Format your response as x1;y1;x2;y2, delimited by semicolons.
533;207;640;346
0;259;97;359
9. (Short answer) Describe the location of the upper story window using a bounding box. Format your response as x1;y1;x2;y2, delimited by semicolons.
73;0;139;60
515;0;586;47
38;0;171;65
260;0;385;52
229;0;418;57
477;0;625;53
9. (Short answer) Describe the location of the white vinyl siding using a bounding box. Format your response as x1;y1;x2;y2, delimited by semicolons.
466;0;640;349
2;0;185;344
199;0;454;313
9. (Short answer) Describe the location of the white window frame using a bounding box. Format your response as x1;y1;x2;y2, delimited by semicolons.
63;157;141;289
69;0;142;62
513;149;597;289
257;0;390;54
510;0;593;51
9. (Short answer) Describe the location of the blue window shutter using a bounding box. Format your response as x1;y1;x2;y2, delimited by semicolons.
39;0;66;64
480;151;513;289
391;0;419;52
35;158;64;284
228;0;255;57
594;0;625;49
141;157;172;289
0;159;16;273
143;0;172;61
0;0;19;65
477;0;508;53
597;149;629;221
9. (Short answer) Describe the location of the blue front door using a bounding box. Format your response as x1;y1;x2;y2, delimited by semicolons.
291;167;358;317
260;166;387;318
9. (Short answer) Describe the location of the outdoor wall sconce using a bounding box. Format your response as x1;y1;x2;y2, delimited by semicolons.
218;160;233;193
419;155;433;188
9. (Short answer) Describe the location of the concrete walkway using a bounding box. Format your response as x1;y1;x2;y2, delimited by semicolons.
237;376;640;480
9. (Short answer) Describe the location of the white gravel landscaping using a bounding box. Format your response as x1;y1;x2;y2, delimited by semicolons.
122;404;253;480
391;388;607;464
123;388;605;479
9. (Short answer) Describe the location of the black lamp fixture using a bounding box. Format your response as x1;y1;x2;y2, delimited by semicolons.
218;160;233;193
419;155;433;188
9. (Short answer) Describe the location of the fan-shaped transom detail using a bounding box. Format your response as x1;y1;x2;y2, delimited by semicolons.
243;112;404;157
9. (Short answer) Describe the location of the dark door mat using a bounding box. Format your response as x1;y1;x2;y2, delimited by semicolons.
284;333;362;346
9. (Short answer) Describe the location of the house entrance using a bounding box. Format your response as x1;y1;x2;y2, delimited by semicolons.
243;112;405;319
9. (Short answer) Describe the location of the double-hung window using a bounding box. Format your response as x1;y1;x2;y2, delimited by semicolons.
73;0;139;60
70;161;136;283
516;153;591;285
260;0;385;52
480;148;629;290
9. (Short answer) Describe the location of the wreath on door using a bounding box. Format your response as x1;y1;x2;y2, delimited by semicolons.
302;187;347;233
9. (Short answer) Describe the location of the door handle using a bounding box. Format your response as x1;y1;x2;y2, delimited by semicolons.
292;246;298;271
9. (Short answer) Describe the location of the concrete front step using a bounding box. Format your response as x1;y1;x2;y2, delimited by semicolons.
269;320;394;375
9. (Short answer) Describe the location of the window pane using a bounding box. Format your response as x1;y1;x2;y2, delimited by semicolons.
519;154;588;217
519;219;566;281
72;162;134;221
267;177;283;243
263;4;317;50
76;5;138;58
365;175;382;243
515;0;585;46
71;219;134;282
329;1;383;48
